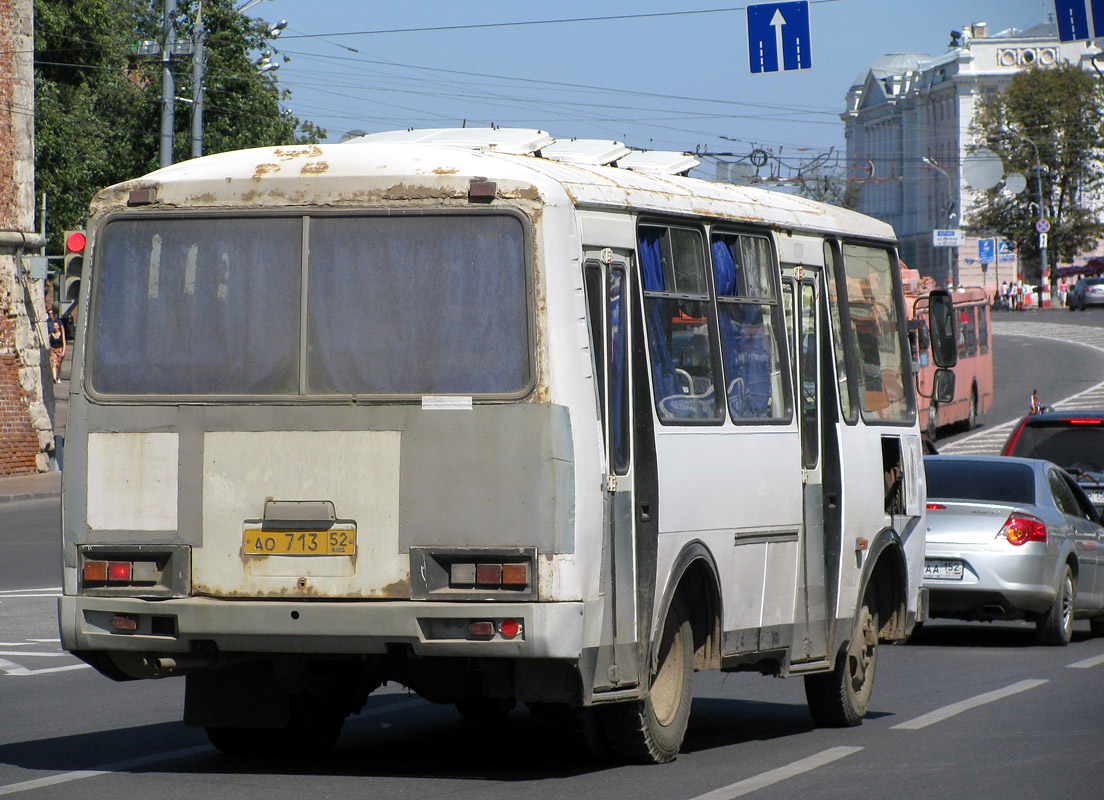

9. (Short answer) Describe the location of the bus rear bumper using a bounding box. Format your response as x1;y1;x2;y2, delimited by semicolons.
58;595;586;660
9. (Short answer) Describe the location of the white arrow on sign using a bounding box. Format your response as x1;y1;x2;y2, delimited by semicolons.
771;9;788;69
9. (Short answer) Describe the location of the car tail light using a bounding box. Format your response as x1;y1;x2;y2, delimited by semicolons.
998;513;1047;546
927;502;946;511
1002;418;1029;455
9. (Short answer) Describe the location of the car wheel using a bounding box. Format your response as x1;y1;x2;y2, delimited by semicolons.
1037;565;1075;646
601;596;694;763
805;596;878;726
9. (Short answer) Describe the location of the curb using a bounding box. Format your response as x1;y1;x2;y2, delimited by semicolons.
0;490;61;506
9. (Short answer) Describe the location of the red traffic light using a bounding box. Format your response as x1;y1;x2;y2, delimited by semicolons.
65;231;86;253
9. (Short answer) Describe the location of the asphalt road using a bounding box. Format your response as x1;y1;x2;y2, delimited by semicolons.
2;311;1103;799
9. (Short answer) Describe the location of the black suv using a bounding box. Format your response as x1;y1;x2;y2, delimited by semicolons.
1003;411;1104;515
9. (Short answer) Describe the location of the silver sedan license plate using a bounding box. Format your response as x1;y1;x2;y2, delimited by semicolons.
924;559;963;580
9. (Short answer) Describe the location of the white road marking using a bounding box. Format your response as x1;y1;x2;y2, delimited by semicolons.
0;657;90;677
1067;652;1104;669
0;588;60;596
0;745;211;796
891;679;1048;730
687;746;864;800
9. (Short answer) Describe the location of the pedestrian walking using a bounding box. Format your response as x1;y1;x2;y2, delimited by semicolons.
46;307;66;382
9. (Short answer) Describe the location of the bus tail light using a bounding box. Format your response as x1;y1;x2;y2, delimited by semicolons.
449;561;530;589
998;513;1047;546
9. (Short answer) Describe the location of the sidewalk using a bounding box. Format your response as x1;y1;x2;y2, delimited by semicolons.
0;347;67;505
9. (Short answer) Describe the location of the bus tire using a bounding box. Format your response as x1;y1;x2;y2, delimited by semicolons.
601;596;694;764
966;387;978;430
804;596;879;727
925;405;938;441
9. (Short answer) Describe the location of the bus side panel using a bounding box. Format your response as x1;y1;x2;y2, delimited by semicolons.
652;429;802;647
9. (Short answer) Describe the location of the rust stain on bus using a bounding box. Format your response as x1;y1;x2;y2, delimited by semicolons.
274;145;323;161
300;161;330;176
253;163;280;179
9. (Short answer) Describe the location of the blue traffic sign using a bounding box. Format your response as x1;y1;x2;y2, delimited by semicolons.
978;238;995;263
748;2;812;74
1055;0;1104;42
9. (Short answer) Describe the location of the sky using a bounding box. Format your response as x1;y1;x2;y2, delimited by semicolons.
240;0;1055;179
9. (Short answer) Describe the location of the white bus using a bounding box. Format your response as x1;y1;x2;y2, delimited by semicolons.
59;128;953;763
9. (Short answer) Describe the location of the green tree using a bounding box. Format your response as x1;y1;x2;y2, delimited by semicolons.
35;0;323;249
966;62;1104;284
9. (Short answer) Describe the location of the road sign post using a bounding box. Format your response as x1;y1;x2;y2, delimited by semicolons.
747;2;812;74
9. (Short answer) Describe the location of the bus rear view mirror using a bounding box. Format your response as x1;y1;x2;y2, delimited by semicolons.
933;368;956;404
927;290;958;368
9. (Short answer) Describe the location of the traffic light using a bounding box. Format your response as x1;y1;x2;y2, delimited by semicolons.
62;229;85;309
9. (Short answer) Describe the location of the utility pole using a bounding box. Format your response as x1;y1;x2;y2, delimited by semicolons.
159;0;178;167
191;3;206;159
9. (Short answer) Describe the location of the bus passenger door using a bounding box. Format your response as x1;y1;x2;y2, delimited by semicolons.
584;254;639;690
788;269;833;662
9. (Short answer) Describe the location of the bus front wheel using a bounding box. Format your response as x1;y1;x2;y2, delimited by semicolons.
804;597;879;727
601;596;694;764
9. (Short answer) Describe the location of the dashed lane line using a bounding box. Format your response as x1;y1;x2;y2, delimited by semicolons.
1067;652;1104;669
687;746;864;800
890;679;1048;730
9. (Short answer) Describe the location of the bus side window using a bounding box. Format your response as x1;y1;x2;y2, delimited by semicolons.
978;303;989;355
638;225;723;423
710;232;790;422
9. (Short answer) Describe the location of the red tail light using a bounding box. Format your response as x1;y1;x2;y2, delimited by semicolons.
927;502;946;510
999;513;1047;546
1002;418;1028;455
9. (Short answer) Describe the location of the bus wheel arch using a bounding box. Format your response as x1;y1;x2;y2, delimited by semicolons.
804;533;906;727
600;545;721;763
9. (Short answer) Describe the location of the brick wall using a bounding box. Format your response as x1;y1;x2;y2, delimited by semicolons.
1;0;52;476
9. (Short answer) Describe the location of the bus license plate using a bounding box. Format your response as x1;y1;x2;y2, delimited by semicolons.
243;529;356;556
1089;491;1104;507
924;559;963;580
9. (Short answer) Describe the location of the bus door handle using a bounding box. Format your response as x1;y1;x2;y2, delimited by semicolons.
639;504;652;523
825;493;839;509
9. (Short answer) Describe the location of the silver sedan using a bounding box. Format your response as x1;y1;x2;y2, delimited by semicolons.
922;455;1104;645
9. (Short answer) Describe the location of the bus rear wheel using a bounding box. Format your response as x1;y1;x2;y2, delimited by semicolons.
601;597;694;764
804;598;879;727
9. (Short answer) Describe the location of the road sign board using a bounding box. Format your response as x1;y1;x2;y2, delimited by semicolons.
998;239;1016;263
978;238;995;263
1036;218;1051;233
748;2;812;74
933;229;964;247
1054;0;1104;42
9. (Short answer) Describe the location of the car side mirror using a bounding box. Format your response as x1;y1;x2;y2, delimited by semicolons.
933;367;955;404
927;290;958;368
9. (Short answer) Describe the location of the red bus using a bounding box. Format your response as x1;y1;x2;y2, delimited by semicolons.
905;281;994;440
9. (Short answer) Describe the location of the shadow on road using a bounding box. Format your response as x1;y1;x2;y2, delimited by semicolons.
908;620;1094;648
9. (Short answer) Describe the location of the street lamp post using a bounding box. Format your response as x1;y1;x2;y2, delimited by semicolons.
1003;124;1048;291
923;156;958;287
